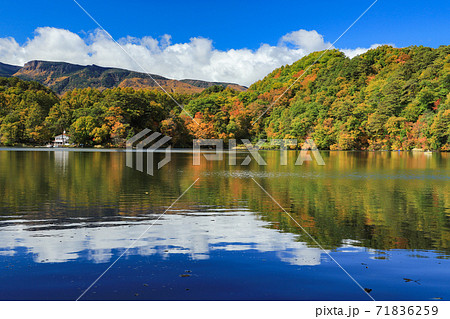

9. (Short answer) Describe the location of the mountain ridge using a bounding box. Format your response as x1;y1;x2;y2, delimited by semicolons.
0;60;247;94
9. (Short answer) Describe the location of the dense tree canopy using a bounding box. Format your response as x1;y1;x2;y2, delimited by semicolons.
0;45;449;150
239;45;450;151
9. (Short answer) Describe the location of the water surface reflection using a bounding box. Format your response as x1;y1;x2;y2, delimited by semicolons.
0;149;449;300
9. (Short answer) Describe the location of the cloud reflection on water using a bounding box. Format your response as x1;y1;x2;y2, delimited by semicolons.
0;208;329;266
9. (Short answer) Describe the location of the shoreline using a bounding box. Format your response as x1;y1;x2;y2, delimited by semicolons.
0;146;445;153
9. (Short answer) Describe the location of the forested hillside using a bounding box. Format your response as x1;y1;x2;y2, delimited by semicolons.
0;45;449;150
0;77;192;146
188;45;450;151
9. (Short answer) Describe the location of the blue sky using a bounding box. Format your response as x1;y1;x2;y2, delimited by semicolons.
1;0;448;49
0;0;449;85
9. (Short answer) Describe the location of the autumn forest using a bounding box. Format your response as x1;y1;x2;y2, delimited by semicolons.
0;45;449;150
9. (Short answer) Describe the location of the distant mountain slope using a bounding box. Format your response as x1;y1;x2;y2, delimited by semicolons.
0;62;21;77
5;60;246;94
180;79;246;92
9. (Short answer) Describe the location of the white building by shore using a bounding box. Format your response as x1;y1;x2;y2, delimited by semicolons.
53;133;70;147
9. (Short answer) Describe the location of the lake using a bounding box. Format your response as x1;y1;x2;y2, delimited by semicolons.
0;148;448;300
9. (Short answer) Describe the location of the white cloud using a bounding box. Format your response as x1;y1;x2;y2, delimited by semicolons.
0;27;386;86
340;43;387;58
279;29;331;52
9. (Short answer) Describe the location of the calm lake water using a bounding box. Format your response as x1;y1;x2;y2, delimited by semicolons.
0;148;449;300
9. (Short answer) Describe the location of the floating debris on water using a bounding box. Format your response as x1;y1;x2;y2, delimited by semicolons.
403;278;413;282
403;278;421;285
